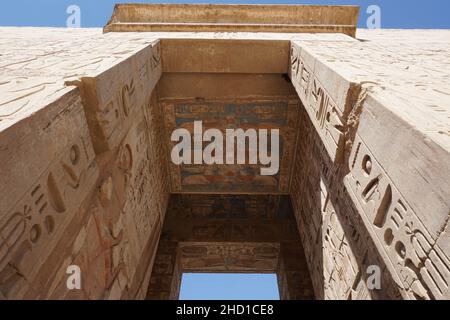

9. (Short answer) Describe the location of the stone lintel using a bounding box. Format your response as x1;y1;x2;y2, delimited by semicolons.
179;242;280;273
104;3;359;37
157;73;298;101
161;39;290;74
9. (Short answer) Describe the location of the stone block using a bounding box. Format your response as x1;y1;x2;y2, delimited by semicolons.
0;90;99;297
290;41;361;164
345;131;450;299
76;41;162;153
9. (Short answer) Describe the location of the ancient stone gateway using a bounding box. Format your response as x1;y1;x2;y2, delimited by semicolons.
0;4;449;300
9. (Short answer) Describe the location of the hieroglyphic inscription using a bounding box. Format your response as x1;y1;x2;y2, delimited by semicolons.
345;135;450;299
323;197;363;300
289;106;399;300
290;43;346;163
78;41;162;153
120;112;160;253
0;98;98;297
143;94;170;222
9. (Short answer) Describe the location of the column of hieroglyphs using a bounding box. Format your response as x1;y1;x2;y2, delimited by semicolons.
289;34;450;300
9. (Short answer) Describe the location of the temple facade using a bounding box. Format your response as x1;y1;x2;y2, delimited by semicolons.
0;4;449;300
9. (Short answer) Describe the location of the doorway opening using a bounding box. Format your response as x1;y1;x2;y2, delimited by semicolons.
179;273;280;300
146;195;315;300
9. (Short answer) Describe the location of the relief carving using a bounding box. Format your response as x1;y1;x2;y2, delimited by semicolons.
290;44;346;163
179;243;280;272
117;112;161;253
121;79;135;117
345;136;450;299
321;177;361;300
0;138;98;296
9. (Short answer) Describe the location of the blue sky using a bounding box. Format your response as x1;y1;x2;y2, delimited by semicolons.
1;0;450;29
180;274;280;300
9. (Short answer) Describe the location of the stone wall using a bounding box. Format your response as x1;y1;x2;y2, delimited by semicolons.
290;103;399;299
289;32;450;300
0;34;169;299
